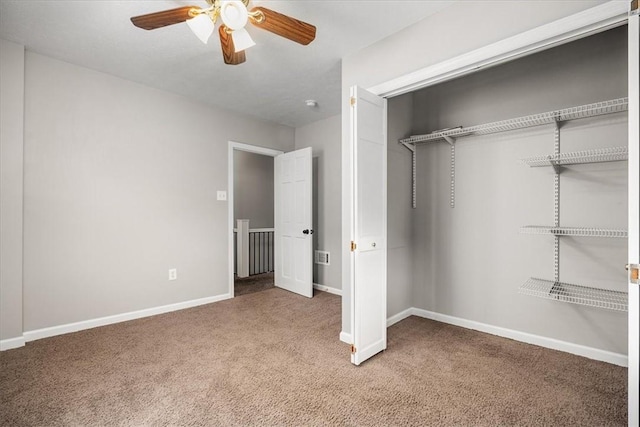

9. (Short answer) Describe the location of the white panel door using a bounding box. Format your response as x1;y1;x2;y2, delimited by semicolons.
275;147;313;298
629;4;639;425
350;86;387;365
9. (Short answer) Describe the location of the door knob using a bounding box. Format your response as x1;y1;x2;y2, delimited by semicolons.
303;229;314;235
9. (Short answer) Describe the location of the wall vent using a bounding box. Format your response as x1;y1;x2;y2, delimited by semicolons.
315;250;330;266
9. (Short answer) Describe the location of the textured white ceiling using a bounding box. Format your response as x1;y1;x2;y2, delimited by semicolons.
0;0;455;127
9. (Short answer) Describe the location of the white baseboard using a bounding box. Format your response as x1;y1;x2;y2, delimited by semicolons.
339;331;352;344
0;335;26;351
313;283;342;296
23;293;232;343
406;308;627;367
387;308;413;328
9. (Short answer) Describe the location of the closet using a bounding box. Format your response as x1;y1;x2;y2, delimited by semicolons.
387;25;628;355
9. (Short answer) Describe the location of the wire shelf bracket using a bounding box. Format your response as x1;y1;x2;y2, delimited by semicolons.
520;277;628;312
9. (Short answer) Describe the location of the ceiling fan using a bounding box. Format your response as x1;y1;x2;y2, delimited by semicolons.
130;0;316;65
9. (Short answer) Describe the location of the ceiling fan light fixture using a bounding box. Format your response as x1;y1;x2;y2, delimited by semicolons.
220;0;249;30
186;13;214;44
130;2;316;66
231;28;256;52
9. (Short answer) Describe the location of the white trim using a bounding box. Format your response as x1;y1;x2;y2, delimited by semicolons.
231;141;284;156
313;283;342;296
399;308;628;367
339;331;352;344
368;1;628;98
387;308;413;328
628;9;640;426
0;336;25;351
228;141;283;299
23;294;231;342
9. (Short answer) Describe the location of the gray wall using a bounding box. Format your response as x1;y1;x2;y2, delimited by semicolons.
234;151;274;229
341;0;608;338
295;114;341;289
387;94;415;317
17;51;294;332
409;26;628;353
0;39;25;343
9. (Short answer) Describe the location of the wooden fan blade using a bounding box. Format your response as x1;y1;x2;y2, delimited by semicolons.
250;7;316;45
219;25;246;65
131;6;197;30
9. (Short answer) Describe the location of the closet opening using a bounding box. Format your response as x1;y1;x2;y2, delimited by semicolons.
386;24;628;358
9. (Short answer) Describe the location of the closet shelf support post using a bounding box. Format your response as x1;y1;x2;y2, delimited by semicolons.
400;141;417;209
443;136;456;208
553;119;561;282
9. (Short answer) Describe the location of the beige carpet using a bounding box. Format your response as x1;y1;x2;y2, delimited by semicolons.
234;272;274;296
0;288;627;426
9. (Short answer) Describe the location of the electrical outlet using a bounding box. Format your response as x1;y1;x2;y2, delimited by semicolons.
217;191;227;201
168;268;177;281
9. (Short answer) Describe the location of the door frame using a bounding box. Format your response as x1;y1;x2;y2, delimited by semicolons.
227;141;283;298
628;7;639;426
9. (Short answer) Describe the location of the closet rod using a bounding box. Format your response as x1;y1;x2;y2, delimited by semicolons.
400;97;628;145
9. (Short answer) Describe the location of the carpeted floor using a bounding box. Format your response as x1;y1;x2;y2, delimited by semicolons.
0;288;627;426
234;272;274;296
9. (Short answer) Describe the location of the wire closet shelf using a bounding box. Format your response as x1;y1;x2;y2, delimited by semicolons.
400;97;629;145
519;226;628;238
521;146;628;167
520;278;628;312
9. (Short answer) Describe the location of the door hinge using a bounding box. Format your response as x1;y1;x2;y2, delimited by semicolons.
350;97;356;106
633;0;639;14
350;241;357;251
350;344;356;354
627;264;640;284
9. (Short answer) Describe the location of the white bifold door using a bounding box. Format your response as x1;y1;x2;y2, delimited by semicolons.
349;86;387;365
275;147;313;298
628;4;639;425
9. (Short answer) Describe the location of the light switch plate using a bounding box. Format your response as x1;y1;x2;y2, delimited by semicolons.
217;191;227;201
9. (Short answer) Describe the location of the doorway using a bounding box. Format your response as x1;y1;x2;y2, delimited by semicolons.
233;149;276;296
227;142;314;299
227;142;283;298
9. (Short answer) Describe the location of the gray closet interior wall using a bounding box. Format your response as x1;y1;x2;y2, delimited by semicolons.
387;93;415;317
390;26;628;354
